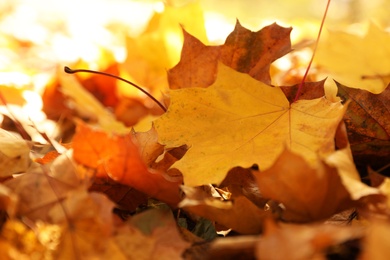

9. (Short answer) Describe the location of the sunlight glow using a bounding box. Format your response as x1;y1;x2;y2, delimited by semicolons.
0;72;31;87
22;91;43;121
204;12;235;43
154;1;165;13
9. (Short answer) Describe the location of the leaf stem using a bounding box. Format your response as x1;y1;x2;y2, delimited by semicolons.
293;0;331;103
64;66;167;112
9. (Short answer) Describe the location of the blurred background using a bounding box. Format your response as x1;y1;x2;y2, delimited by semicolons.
0;0;389;139
1;0;389;71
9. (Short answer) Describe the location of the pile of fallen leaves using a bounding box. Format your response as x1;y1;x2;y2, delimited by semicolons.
1;1;390;259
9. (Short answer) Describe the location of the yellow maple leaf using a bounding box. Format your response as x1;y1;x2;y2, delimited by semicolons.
315;23;390;94
154;63;347;186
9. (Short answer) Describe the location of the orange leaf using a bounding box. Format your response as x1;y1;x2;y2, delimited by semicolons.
72;122;181;206
78;64;120;108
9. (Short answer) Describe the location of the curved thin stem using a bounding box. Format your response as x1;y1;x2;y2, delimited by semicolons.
64;66;167;112
293;0;331;103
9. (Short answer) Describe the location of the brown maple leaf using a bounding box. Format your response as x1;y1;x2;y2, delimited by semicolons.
336;82;390;173
168;20;292;89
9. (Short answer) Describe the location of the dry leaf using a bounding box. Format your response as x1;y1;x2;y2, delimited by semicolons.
72;122;181;206
155;63;346;186
336;82;390;172
79;63;120;108
168;21;291;89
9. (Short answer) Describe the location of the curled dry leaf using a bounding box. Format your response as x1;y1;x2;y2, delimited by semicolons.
72;122;181;206
168;20;292;89
155;63;347;187
179;185;270;234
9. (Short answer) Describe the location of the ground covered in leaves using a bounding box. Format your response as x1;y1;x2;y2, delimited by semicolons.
0;1;390;259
